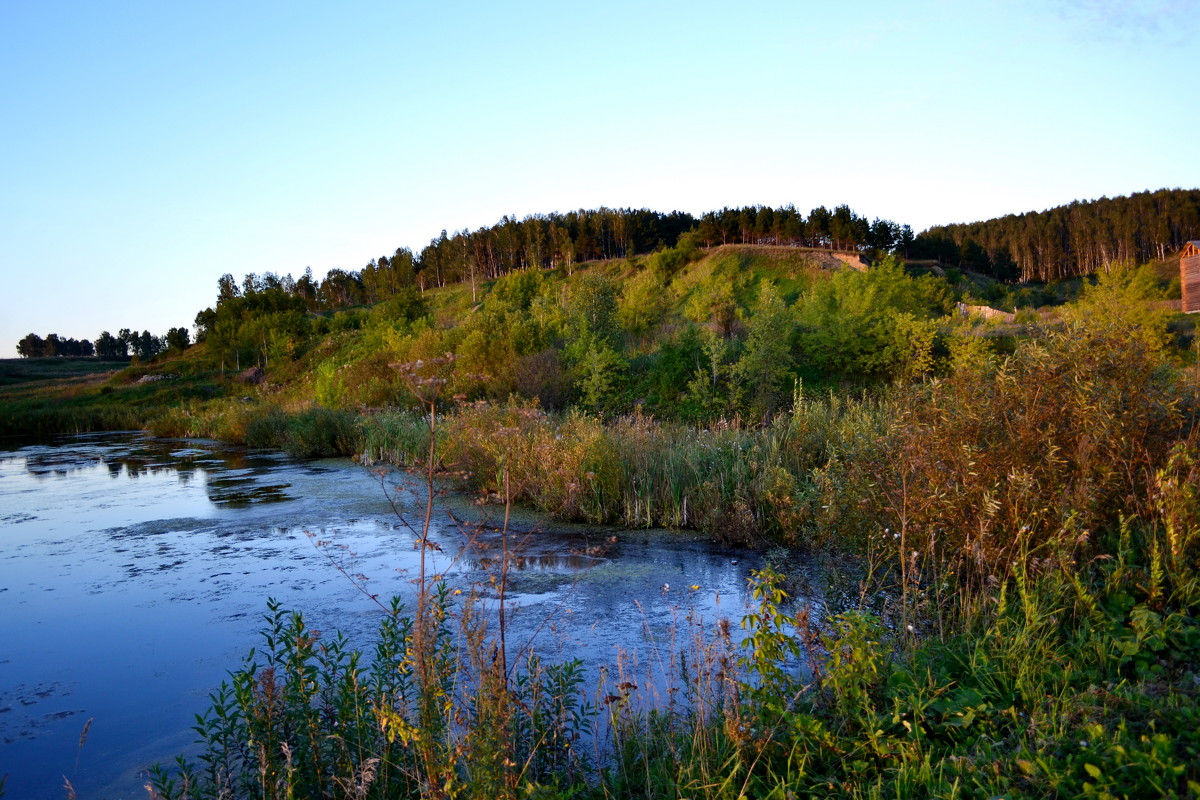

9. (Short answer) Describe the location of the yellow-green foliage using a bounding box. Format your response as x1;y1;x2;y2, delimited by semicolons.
440;402;617;523
1060;260;1173;354
673;251;750;334
670;246;827;314
731;281;796;420
451;272;562;399
617;265;667;336
838;310;1197;592
795;255;952;379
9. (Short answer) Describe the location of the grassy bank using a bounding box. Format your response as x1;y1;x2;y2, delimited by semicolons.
0;350;224;437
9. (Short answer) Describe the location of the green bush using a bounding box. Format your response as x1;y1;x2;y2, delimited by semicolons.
285;407;362;458
243;408;291;449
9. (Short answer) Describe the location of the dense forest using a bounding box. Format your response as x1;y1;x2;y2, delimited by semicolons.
234;189;1196;315
187;205;907;319
913;187;1200;281
406;204;908;294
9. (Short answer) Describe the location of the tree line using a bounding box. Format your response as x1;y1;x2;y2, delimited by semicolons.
27;191;1199;361
412;205;911;297
693;204;913;253
912;188;1200;282
15;327;190;359
221;193;1198;306
200;204;912;320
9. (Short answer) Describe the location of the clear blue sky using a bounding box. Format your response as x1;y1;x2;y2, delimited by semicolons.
2;0;1197;357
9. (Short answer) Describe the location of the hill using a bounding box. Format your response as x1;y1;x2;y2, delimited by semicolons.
5;236;1195;447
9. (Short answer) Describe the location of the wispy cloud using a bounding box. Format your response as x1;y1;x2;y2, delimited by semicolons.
1049;0;1195;46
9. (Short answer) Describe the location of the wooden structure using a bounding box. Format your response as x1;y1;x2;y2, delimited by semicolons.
1184;240;1200;314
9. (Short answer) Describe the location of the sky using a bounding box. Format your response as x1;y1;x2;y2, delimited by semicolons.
2;0;1197;357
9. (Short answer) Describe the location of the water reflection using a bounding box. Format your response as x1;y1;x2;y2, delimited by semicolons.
472;551;606;572
0;432;769;800
17;435;296;507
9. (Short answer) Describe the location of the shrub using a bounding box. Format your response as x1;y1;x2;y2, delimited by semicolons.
285;407;362;458
243;408;291;450
844;318;1197;597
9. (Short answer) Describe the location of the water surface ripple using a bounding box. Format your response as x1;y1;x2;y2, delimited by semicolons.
0;432;759;799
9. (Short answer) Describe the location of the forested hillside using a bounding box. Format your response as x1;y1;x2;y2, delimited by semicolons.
184;242;960;424
19;192;1199;361
189;191;1198;330
193;204;909;320
913;187;1200;281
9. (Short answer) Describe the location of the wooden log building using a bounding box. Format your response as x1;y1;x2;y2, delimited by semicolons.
1184;240;1200;313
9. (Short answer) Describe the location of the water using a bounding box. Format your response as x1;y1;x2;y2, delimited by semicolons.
0;433;761;799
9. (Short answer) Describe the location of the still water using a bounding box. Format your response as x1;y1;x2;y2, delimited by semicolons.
0;433;760;799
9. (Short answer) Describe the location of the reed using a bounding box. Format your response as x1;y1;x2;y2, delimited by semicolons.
359;388;888;550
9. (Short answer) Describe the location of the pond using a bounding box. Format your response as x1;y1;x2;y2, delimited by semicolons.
0;433;767;799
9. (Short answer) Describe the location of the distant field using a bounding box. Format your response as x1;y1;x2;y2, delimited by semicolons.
0;357;124;387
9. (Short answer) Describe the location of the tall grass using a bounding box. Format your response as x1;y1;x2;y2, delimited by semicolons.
836;321;1200;631
359;392;889;547
368;318;1199;583
0;403;146;436
148;402;364;457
